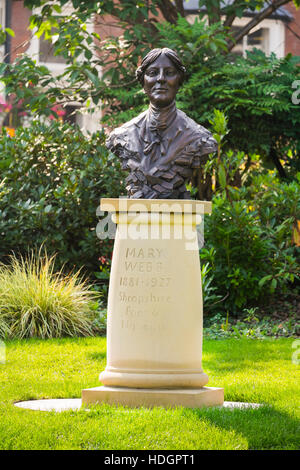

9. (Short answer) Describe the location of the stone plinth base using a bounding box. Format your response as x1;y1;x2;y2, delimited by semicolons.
89;198;224;408
99;369;209;389
81;386;224;409
98;199;212;390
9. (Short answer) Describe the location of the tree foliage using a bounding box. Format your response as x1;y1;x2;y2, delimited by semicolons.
156;17;300;186
0;0;299;192
1;1;299;117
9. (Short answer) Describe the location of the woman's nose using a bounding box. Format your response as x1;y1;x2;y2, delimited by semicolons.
157;70;166;82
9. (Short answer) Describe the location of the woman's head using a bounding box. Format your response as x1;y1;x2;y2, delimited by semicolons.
136;48;186;87
136;48;186;108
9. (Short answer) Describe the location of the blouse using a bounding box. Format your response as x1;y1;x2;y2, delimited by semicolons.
106;101;217;199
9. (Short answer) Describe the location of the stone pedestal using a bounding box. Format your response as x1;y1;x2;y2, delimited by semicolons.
82;198;223;408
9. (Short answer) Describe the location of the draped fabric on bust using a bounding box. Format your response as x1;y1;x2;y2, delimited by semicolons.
106;104;218;199
143;101;177;159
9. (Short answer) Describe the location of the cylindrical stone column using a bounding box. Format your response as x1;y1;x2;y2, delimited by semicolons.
99;199;210;389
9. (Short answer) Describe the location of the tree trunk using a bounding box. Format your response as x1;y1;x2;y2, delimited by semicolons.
269;146;287;179
157;0;180;24
192;168;213;201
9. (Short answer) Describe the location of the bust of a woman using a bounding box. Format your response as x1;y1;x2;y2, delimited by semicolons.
106;48;217;199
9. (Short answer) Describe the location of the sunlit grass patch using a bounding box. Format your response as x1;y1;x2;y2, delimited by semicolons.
0;337;298;450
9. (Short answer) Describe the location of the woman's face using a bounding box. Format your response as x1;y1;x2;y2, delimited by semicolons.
143;54;181;108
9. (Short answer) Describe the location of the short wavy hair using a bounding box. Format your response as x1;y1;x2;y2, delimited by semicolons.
136;48;186;86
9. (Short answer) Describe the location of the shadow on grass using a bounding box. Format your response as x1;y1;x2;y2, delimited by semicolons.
179;404;299;450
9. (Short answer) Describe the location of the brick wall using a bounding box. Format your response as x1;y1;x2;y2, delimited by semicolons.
284;2;300;56
10;0;32;62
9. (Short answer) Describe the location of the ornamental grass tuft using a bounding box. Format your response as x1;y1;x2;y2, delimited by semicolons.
0;251;99;339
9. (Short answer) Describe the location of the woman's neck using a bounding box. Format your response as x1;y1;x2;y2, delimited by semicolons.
148;100;177;132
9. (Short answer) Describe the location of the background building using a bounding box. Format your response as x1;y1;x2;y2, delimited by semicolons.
184;0;300;57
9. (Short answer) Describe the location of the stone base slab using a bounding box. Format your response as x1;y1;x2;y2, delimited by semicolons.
81;386;224;409
14;398;263;412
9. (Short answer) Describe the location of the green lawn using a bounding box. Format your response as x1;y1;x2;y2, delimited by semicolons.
0;337;299;450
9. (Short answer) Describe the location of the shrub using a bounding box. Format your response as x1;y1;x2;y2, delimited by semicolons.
201;177;300;314
0;251;100;339
199;110;300;315
203;309;299;340
0;310;10;339
201;193;269;311
0;120;126;277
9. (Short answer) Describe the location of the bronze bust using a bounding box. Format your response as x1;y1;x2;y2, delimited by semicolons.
106;48;217;199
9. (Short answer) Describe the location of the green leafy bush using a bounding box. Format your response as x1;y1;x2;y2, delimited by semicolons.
198;110;300;315
0;251;100;339
201;177;300;314
0;120;126;276
202;193;268;310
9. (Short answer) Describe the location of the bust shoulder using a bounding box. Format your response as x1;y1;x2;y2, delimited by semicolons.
176;109;211;136
173;109;218;158
106;111;147;152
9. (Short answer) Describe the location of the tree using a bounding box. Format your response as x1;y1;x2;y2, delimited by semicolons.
1;0;298;117
21;1;300;50
0;0;299;197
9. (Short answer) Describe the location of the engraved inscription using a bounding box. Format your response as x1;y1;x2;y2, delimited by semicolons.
124;248;166;273
119;276;171;288
125;248;164;259
119;291;172;304
117;247;172;332
124;261;163;273
121;318;167;334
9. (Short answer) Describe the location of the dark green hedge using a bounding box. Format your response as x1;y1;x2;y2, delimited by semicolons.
0;120;126;277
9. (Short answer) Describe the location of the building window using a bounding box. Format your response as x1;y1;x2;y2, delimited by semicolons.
63;104;81;125
231;26;270;56
247;28;269;53
39;28;66;64
39;37;66;64
0;0;4;26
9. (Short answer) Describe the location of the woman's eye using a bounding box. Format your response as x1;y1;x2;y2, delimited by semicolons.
145;68;176;78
